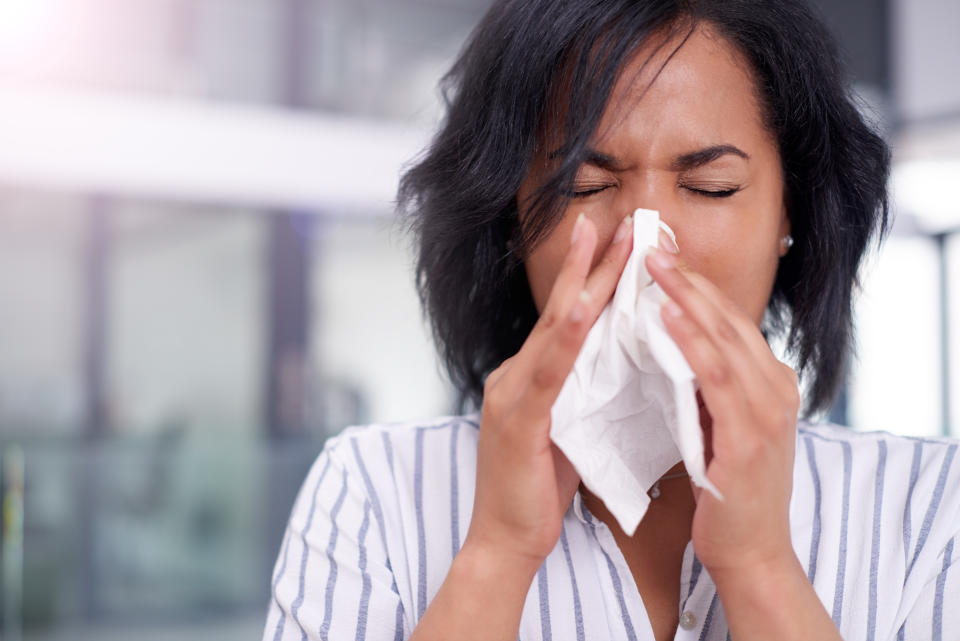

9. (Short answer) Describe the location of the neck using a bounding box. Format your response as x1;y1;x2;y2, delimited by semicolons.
581;394;712;540
580;464;695;541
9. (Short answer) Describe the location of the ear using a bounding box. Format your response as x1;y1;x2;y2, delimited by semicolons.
777;201;791;257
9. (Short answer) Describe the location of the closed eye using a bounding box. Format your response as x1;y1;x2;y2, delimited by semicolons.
566;185;612;199
684;186;741;198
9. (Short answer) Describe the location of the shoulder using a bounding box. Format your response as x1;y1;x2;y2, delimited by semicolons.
290;412;480;524
797;420;959;510
796;420;960;568
790;421;960;636
321;411;481;478
269;414;480;641
336;411;481;444
797;420;959;493
311;413;482;620
309;411;482;528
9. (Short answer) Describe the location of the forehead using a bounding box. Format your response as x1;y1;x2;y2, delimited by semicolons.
593;25;770;154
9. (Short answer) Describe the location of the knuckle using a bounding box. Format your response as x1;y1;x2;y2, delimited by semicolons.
484;361;509;393
481;390;507;424
761;406;790;432
751;396;796;433
531;364;563;391
778;366;801;405
787;385;801;416
716;318;740;344
558;323;588;355
497;355;518;376
706;361;730;387
538;309;560;330
783;364;800;387
786;390;801;417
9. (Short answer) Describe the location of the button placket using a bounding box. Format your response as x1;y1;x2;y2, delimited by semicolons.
678;540;697;610
674;544;721;639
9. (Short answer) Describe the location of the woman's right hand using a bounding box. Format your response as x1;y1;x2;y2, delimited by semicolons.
463;212;635;567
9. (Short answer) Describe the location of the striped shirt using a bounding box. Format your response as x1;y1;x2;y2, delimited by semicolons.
263;413;960;640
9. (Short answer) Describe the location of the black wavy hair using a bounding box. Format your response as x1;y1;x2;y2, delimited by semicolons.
398;0;891;417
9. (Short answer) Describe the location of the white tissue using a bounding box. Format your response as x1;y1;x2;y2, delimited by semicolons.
550;208;722;536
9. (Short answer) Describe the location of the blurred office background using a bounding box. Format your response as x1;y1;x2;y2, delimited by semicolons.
0;0;957;639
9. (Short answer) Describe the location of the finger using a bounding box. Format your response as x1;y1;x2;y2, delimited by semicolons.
582;213;634;303
483;217;596;413
488;215;599;427
649;250;780;406
663;298;798;444
510;286;596;426
512;242;644;432
680;271;790;389
526;213;598;345
655;250;797;400
489;211;635;448
659;300;753;442
520;211;631;360
657;226;682;256
484;354;518;391
511;213;637;417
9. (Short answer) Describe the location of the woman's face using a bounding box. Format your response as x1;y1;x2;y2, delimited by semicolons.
519;26;790;327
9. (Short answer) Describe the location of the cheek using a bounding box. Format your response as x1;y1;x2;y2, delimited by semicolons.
524;255;555;313
523;209;624;313
524;233;569;313
666;185;785;324
679;229;781;325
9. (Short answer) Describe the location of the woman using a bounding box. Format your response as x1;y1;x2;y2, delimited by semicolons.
265;1;960;640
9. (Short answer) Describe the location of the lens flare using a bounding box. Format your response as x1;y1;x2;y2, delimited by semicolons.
0;0;60;65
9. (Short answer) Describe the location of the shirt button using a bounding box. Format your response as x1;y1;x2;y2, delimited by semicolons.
679;611;697;630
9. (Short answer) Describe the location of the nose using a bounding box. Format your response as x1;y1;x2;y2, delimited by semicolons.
618;176;683;250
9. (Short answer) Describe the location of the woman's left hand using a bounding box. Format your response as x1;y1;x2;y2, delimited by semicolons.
644;243;802;579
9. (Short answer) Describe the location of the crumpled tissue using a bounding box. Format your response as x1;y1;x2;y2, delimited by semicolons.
550;208;722;536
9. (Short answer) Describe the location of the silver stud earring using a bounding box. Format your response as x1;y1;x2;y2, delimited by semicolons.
780;234;794;253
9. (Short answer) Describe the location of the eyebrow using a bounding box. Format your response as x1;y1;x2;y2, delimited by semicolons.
551;144;749;172
548;147;625;171
669;144;750;171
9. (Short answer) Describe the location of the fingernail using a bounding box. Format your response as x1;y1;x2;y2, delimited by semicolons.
569;289;591;322
658;228;679;254
613;215;632;244
650;246;677;269
570;213;585;246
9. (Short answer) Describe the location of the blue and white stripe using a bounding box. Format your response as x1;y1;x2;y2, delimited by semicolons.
264;415;960;640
